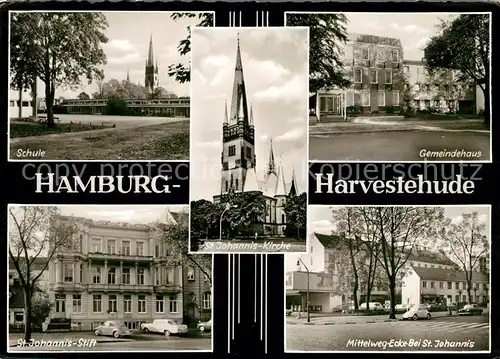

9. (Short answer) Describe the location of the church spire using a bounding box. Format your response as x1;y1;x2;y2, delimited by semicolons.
229;33;249;125
289;167;299;197
267;137;276;176
147;34;154;67
249;104;254;126
275;157;287;197
223;99;228;124
126;69;130;82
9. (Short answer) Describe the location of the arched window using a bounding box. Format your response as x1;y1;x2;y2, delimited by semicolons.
187;292;196;302
202;292;211;309
187;267;195;281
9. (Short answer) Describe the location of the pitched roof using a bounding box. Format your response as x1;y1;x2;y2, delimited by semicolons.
408;248;456;267
275;164;287;196
347;33;402;47
412;266;488;283
313;232;344;249
243;168;261;192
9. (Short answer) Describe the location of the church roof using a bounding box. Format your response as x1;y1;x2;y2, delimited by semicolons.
229;34;250;125
243;168;261;192
275;163;287;196
147;34;154;67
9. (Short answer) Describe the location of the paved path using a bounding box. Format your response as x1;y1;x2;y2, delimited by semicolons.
287;317;489;352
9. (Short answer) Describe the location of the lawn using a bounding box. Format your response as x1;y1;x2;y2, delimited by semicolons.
10;121;189;160
10;122;114;138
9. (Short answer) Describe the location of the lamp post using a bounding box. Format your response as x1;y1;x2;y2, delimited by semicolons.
297;258;310;323
220;203;237;241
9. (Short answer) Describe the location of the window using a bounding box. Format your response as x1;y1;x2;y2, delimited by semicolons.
439;282;444;289
385;69;392;84
156;295;164;313
187;267;195;281
361;92;370;107
448;282;452;289
414;84;420;92
92;266;101;284
155;267;160;285
169;296;179;313
64;263;73;282
122;241;130;256
108;268;116;284
107;240;116;254
137;268;145;285
392;92;400;106
124;295;132;313
138;295;146;313
122;268;130;284
109;295;117;313
392;49;399;62
155;245;159;257
370;69;378;84
203;292;211;309
10;101;14;107
79;263;83;283
431;281;435;288
361;47;369;60
225;181;229;192
456;282;460;289
404;66;409;73
92;238;102;253
247;147;252;158
424;84;429;92
136;242;144;256
434;100;440;108
378;91;385;107
377;47;385;62
235;178;239;190
354;68;362;83
93;295;102;313
228;145;236;156
56;294;66;313
167;268;174;284
422;281;427;288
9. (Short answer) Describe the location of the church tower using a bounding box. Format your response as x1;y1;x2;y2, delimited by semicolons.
145;34;159;94
220;34;256;195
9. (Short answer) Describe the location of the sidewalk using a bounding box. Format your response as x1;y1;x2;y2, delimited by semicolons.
286;310;478;325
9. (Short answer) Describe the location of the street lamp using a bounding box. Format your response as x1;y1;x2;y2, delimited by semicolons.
220;203;237;240
297;258;310;323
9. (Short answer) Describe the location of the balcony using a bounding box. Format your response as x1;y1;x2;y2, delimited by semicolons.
87;283;154;293
153;284;182;293
51;282;86;292
87;252;154;264
286;271;334;293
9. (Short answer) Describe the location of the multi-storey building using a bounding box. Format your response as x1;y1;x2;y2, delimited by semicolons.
183;263;212;324
402;59;476;114
49;215;184;331
315;33;404;121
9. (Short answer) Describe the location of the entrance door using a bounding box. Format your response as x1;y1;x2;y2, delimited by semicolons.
320;95;341;115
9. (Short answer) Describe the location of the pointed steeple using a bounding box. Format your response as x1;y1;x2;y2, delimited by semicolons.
147;34;154;67
275;159;287;197
229;33;249;125
243;168;261;192
126;70;130;82
267;137;276;176
249;104;254;126
289;167;298;197
223;100;228;124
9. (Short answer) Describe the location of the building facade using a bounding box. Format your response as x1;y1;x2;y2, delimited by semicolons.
9;89;39;119
183;263;212;324
316;33;404;120
48;215;184;331
402;60;476;114
212;36;300;237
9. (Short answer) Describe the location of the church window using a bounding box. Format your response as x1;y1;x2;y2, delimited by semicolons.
229;145;236;157
225;181;228;192
230;175;233;188
247;147;252;158
235;179;239;190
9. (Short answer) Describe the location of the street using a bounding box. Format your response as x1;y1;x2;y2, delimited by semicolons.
9;331;211;352
286;315;489;352
309;131;490;161
310;131;490;161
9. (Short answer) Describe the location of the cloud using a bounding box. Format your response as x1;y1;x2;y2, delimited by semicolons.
104;39;136;52
389;23;431;35
107;52;142;65
203;54;231;68
275;127;306;143
193;140;220;148
253;74;305;102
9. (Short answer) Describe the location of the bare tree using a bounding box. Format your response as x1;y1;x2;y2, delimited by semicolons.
8;206;77;341
440;211;488;304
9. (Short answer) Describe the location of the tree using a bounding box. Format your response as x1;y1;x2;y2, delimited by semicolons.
424;14;490;124
8;206;77;341
190;199;220;249
10;12;109;128
439;212;488;304
284;192;307;239
220;192;266;238
77;92;90;100
286;13;351;93
154;86;179;99
105;98;129;116
30;293;53;330
168;13;214;84
371;207;444;319
154;209;212;284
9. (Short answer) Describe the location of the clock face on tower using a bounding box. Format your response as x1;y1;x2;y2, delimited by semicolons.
228;160;236;169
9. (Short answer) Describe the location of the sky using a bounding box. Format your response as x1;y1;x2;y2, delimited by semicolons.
190;27;309;200
58;205;188;224
11;11;212;99
331;12;460;61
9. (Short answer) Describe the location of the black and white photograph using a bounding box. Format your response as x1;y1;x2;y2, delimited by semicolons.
8;11;213;161
286;12;491;162
286;205;490;353
188;27;309;254
8;205;212;352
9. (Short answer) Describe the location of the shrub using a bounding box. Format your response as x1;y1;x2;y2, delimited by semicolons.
385;106;394;114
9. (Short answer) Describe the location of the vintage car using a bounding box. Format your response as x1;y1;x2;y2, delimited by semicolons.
458;304;483;316
197;319;212;332
401;304;432;320
141;319;188;336
94;321;131;338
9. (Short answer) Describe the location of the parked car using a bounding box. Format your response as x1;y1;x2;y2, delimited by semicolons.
458;304;483;316
94;321;131;338
395;304;411;313
426;303;448;312
197;319;212;332
401;305;432;320
141;319;188;336
286;308;293;316
359;302;383;311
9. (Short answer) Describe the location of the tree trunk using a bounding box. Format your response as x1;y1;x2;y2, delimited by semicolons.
352;279;359;311
388;276;397;319
18;87;23;119
45;84;55;128
31;80;38;118
482;85;490;125
24;288;33;341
